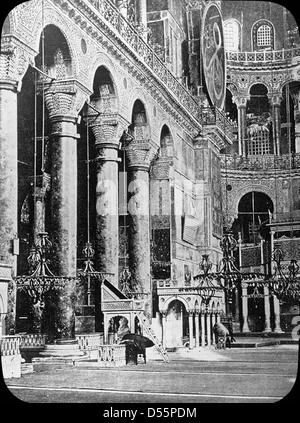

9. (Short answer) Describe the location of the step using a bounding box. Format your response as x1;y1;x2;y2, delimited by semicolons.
21;363;34;375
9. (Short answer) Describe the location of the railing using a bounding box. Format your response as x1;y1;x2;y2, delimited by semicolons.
19;333;46;348
86;0;200;120
220;153;300;171
202;107;237;141
76;332;103;350
97;344;126;367
226;47;300;64
102;299;145;311
0;335;20;357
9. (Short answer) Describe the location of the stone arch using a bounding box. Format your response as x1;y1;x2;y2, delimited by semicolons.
6;2;81;82
159;124;174;157
90;65;120;115
126;87;153;131
229;183;276;222
87;51;123;103
247;81;269;97
160;295;190;314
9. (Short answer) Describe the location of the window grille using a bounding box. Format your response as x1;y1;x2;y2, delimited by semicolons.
247;126;270;156
257;25;272;47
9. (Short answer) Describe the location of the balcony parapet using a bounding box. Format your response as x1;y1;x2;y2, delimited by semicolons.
220;153;300;172
202;107;237;144
225;48;300;68
83;0;201;122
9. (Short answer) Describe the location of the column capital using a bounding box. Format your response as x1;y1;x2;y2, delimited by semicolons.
89;113;129;150
0;38;35;91
268;93;282;107
42;79;91;120
125;139;159;171
232;95;250;108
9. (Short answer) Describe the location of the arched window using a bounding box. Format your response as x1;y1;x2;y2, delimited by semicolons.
224;19;241;51
252;20;274;50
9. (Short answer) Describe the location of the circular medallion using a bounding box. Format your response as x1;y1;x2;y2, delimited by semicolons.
201;3;226;110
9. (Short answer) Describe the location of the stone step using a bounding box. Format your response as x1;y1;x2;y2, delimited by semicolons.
21;363;34;375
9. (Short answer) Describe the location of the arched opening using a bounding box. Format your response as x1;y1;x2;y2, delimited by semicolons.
160;125;173;157
165;299;188;348
246;84;272;156
35;24;73;79
233;191;273;245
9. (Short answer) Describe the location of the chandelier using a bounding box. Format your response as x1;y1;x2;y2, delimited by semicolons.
268;242;300;303
15;232;76;332
193;254;217;306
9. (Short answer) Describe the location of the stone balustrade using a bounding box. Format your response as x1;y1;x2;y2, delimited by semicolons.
0;335;21;378
97;344;126;367
76;332;103;351
19;333;47;349
226;47;300;66
220;153;300;171
86;0;200;120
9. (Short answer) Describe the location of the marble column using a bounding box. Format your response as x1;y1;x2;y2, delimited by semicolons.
44;80;90;340
161;311;167;349
0;79;19;335
269;95;282;156
263;285;271;333
273;296;283;333
0;80;18;274
89;115;124;285
212;312;217;345
136;0;148;39
188;312;194;349
234;96;248;157
194;312;200;348
125;137;158;317
200;309;206;346
206;309;211;347
241;283;250;332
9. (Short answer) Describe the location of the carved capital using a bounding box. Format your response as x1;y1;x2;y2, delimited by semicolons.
0;36;34;88
89;113;129;149
42;79;91;120
125;139;159;171
232;95;250;108
268;93;282;107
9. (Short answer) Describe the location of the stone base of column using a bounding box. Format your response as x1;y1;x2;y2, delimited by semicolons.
263;328;272;333
273;328;284;334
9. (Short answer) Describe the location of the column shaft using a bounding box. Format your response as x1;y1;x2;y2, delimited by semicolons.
95;147;119;282
128;169;151;294
206;311;211;346
162;313;167;349
0;83;18;273
273;296;283;333
195;313;200;348
188;313;194;349
200;312;205;346
263;285;271;332
50;116;78;277
237;105;247;157
241;284;250;332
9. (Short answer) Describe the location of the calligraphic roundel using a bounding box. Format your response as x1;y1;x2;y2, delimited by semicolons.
201;3;226;110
